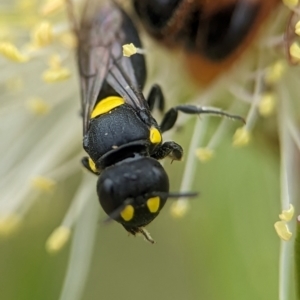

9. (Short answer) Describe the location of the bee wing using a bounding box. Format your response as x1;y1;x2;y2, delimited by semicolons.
68;0;148;134
106;50;147;111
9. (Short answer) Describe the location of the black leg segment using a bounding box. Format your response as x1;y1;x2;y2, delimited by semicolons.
147;84;165;112
160;104;245;133
151;141;183;161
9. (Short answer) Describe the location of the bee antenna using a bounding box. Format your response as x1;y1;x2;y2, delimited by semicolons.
148;191;198;199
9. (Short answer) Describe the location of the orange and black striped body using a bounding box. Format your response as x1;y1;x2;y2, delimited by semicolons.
134;0;280;83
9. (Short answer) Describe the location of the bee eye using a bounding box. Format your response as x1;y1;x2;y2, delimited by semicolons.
134;0;181;29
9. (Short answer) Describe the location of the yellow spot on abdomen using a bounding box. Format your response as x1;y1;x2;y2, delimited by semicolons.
147;197;160;213
149;127;162;144
91;96;124;118
120;205;134;221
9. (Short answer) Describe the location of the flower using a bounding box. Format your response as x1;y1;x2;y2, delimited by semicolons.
1;1;300;300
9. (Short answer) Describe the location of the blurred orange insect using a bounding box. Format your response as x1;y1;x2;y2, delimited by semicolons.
133;0;281;84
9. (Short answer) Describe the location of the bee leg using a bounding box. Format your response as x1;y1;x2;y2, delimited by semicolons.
81;157;100;175
151;141;183;161
147;84;165;113
160;107;178;133
160;105;245;132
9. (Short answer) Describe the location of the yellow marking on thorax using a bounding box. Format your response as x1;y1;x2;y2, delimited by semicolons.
120;205;134;221
88;158;97;173
91;96;125;119
147;197;160;213
149;127;162;144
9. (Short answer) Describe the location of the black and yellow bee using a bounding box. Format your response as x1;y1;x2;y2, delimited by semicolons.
67;0;244;243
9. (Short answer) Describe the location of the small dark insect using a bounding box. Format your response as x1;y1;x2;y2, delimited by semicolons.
67;0;244;243
133;0;280;83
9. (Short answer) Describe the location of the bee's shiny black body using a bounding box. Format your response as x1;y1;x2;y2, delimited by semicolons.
69;0;244;243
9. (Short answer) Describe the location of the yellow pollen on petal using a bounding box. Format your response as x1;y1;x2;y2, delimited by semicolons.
31;21;53;47
42;68;71;82
289;42;300;63
123;43;137;57
258;93;276;117
58;32;77;49
0;215;22;237
264;60;286;84
279;204;294;222
46;226;71;254
170;201;189;218
232;127;251;147
282;0;299;7
31;176;56;192
195;148;214;162
274;221;292;241
0;42;29;63
42;54;71;82
295;20;300;36
40;0;64;16
26;97;51;115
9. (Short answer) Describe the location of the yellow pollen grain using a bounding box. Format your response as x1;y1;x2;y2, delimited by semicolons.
43;68;71;82
147;197;160;213
43;54;71;82
40;0;64;16
0;215;22;237
31;176;56;192
195;148;214;162
59;32;77;49
150;127;162;144
289;42;300;63
120;205;134;221
295;20;300;36
274;221;292;241
264;60;286;84
123;43;137;57
31;21;53;47
48;54;61;68
46;226;71;254
170;201;189;218
282;0;299;7
258;93;276;117
26;97;51;115
232;127;251;147
279;204;294;222
0;42;29;63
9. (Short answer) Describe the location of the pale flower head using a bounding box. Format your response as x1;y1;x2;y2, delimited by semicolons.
1;1;300;300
